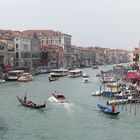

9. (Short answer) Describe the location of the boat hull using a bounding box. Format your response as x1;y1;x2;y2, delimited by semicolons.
17;96;46;109
97;104;120;115
49;93;67;103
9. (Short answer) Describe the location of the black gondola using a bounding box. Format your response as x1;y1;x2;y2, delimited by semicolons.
17;96;46;109
97;104;120;115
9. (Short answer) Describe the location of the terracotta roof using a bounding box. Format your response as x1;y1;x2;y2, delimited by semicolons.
41;44;58;49
0;35;14;40
21;30;62;37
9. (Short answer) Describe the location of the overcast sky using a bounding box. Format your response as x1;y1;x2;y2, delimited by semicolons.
0;0;140;50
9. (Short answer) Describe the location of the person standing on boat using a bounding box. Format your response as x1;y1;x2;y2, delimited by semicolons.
24;92;27;103
111;104;116;112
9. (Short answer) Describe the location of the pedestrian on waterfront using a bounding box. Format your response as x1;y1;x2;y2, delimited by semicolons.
24;92;27;103
111;104;116;112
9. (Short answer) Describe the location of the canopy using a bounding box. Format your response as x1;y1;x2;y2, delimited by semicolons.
127;70;140;79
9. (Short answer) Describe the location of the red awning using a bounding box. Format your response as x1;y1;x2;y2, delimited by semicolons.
127;70;140;79
3;66;13;72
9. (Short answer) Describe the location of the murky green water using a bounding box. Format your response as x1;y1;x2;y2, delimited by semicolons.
0;65;140;140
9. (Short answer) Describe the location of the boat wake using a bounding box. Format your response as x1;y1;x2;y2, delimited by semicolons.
63;102;74;108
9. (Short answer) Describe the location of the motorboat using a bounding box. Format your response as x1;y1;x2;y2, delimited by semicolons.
101;76;116;83
91;90;103;96
106;99;128;105
48;74;59;81
18;73;33;82
49;92;67;103
68;69;82;77
82;73;89;78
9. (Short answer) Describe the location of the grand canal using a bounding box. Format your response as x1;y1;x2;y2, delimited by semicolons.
0;65;140;140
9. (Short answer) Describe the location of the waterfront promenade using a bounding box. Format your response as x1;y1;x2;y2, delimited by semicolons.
0;65;140;140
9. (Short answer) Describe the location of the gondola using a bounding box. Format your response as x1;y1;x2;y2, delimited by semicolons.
97;104;120;115
17;96;46;109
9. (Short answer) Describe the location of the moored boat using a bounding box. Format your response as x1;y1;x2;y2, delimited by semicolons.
97;104;120;115
40;66;48;74
17;96;46;109
106;99;128;105
7;70;24;81
91;90;103;96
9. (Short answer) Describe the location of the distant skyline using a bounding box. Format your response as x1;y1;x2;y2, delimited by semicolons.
0;0;140;50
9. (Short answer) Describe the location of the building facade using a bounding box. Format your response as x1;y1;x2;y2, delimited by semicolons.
0;35;15;67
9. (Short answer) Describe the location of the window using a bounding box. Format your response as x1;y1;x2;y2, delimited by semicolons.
16;52;19;58
16;44;18;49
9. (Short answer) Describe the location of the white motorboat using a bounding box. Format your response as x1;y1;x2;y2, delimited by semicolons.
107;99;128;105
49;92;68;103
18;73;33;82
48;74;59;81
82;73;89;78
91;90;103;96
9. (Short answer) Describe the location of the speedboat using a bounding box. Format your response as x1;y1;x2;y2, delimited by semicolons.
49;92;67;103
82;73;89;78
48;74;59;81
18;73;33;82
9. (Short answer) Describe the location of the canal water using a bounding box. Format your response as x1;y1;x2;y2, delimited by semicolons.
0;65;140;140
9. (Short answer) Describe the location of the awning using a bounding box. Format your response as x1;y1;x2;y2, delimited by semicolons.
127;70;140;79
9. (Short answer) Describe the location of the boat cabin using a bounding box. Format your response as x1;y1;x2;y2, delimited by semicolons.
68;69;82;77
50;68;69;77
52;93;65;99
7;70;24;81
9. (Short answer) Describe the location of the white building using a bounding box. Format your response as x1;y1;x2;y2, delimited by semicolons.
15;33;32;71
22;30;72;68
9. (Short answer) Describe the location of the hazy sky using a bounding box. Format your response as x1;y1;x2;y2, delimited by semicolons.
0;0;140;50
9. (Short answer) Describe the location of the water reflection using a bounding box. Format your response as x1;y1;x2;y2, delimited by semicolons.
0;117;8;140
